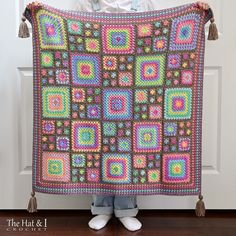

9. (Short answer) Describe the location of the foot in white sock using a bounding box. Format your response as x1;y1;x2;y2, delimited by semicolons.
118;217;142;231
88;214;112;230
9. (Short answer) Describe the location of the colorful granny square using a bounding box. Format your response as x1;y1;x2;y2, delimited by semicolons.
67;20;83;35
133;155;146;168
133;122;162;152
42;86;70;118
135;90;148;104
71;121;101;152
56;136;70;151
103;56;117;70
135;55;165;87
117;138;131;152
169;13;200;51
167;54;181;69
42;120;55;134
153;36;167;52
72;88;85;102
37;10;67;49
102;154;131;183
103;89;132;120
137;24;152;37
85;38;100;53
149;105;162;119
164;122;178;136
71;54;101;86
178;137;191;151
103;122;117;136
102;25;135;54
148;169;160;183
164;88;192;120
41;52;54;67
163;153;190;183
56;69;69;84
87;105;101;119
118;72;133;86
42;152;70;182
181;70;194;85
71;154;86;167
87;168;100;182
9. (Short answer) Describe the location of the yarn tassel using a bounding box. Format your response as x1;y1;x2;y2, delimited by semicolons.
27;191;37;213
18;16;30;38
195;194;205;217
208;18;219;40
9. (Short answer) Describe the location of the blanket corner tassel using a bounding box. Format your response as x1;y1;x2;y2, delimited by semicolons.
195;194;206;217
208;17;219;40
27;190;38;213
18;15;30;38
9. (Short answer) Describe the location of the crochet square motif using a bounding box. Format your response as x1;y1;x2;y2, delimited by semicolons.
26;2;212;195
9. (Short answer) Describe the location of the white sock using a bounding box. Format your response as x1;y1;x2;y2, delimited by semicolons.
118;216;142;231
88;214;112;230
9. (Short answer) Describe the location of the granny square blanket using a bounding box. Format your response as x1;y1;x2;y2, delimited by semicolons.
25;2;212;195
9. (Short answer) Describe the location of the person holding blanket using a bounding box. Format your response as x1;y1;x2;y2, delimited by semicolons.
74;0;210;231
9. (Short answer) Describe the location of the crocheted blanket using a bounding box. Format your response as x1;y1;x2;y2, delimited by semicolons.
25;2;212;196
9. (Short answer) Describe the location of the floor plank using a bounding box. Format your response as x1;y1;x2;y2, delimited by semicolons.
0;210;236;236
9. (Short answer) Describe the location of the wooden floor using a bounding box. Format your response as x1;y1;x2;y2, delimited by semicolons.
0;210;236;236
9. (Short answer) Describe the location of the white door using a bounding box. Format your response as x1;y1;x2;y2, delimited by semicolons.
1;0;235;209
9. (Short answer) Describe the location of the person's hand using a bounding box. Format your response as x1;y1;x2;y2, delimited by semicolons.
197;1;210;10
27;1;41;9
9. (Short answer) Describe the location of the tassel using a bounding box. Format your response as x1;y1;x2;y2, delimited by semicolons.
18;16;30;38
208;18;219;40
195;194;205;217
27;191;38;213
